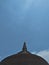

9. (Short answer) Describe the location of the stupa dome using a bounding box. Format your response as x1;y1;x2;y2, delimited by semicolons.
1;42;49;65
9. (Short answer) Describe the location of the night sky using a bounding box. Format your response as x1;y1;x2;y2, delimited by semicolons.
0;0;49;62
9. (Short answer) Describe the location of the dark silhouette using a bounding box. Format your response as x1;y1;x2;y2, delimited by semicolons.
0;42;49;65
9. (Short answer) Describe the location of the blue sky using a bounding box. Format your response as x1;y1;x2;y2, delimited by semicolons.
0;0;49;62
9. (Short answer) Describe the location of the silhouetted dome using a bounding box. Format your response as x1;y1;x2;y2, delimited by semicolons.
1;42;49;65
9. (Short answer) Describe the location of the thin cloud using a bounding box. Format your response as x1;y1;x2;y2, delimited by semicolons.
37;50;49;63
32;50;49;63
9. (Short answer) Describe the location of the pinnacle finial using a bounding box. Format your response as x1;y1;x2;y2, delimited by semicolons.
22;42;27;51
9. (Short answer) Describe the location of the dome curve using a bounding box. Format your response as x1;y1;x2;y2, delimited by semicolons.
1;42;49;65
1;53;49;65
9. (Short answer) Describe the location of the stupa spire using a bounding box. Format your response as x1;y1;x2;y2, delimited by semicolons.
22;42;27;51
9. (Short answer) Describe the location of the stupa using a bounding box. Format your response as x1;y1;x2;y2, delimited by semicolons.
1;42;49;65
